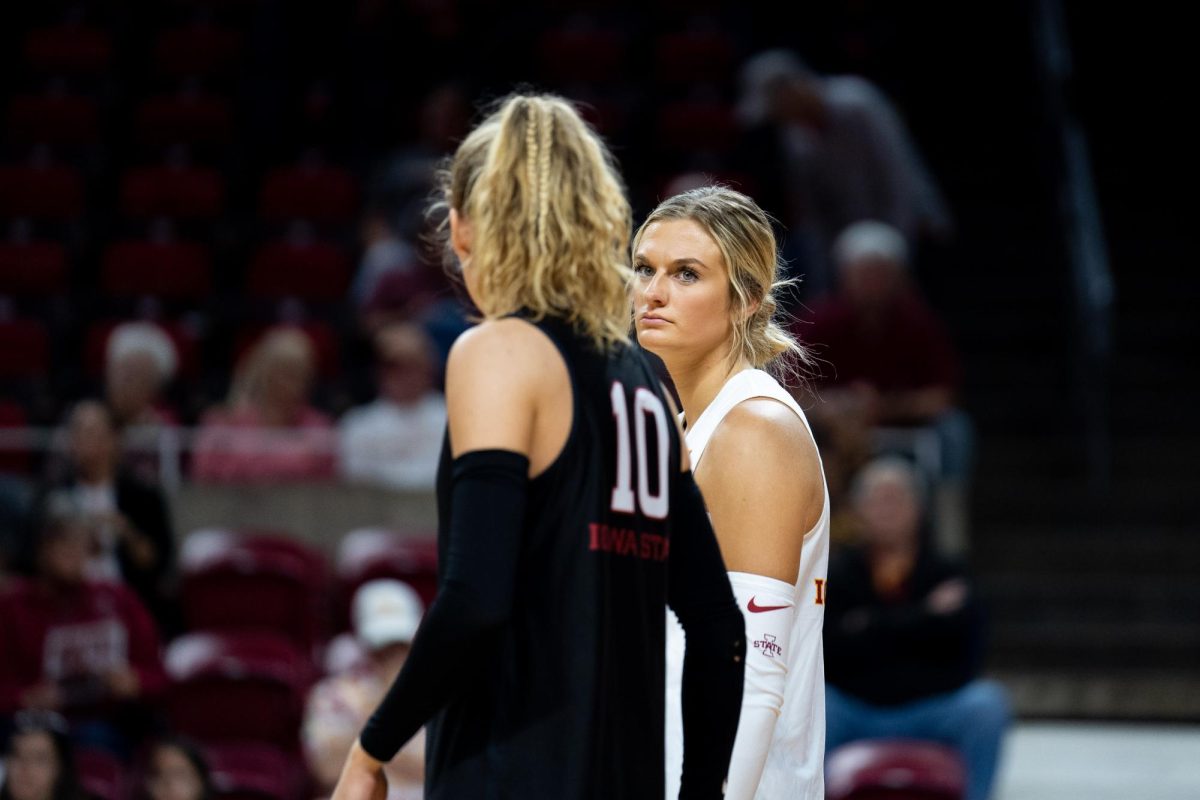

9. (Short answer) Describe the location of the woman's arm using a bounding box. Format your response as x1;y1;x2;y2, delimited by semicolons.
696;399;825;800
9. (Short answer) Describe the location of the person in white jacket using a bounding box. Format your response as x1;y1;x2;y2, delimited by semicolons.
632;186;831;800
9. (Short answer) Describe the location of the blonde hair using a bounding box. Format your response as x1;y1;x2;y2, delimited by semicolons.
435;93;633;349
632;185;814;384
229;327;315;408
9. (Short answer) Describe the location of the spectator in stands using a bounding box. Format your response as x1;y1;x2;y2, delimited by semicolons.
104;323;179;482
737;49;951;297
191;328;336;483
823;457;1010;800
143;738;212;800
338;323;445;491
303;579;424;800
35;401;175;630
800;221;972;549
0;497;167;756
0;710;81;800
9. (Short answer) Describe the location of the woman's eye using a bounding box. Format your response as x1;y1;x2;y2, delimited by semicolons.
634;264;654;278
677;268;698;283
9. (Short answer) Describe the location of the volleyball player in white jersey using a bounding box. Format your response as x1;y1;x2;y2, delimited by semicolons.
632;186;830;800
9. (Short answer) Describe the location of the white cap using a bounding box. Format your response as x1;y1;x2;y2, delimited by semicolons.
833;220;910;268
107;322;179;383
352;579;424;650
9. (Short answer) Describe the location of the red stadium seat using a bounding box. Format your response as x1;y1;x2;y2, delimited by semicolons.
0;319;50;379
656;100;738;154
135;92;234;148
101;239;212;301
153;24;243;78
6;92;100;147
826;739;968;800
0;241;67;297
75;748;127;800
0;400;32;475
258;163;358;225
246;238;350;303
654;31;736;85
206;743;303;800
180;528;331;654
337;528;438;622
0;163;83;220
538;28;626;85
23;25;113;75
165;631;312;751
119;164;225;220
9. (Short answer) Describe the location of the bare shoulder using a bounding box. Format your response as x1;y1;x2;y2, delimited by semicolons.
447;317;561;378
707;397;820;474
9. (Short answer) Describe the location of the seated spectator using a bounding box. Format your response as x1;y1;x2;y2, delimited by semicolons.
0;710;81;800
824;457;1010;800
737;49;952;296
143;738;211;800
191;328;336;483
0;498;167;756
35;401;175;632
104;323;180;482
800;220;973;548
338;323;446;491
302;579;424;800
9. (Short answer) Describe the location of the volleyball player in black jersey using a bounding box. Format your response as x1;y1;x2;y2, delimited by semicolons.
330;94;745;800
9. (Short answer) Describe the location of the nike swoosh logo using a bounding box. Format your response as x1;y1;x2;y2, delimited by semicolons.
747;597;790;613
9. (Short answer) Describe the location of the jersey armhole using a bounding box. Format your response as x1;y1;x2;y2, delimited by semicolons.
507;317;577;481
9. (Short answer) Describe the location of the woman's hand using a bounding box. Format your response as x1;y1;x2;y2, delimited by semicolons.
331;740;388;800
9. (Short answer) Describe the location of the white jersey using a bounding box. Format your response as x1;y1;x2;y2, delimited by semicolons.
666;369;829;800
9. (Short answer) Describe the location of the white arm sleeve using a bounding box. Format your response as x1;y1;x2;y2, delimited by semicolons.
724;571;796;800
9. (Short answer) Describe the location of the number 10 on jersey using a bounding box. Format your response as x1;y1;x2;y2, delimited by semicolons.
610;383;670;519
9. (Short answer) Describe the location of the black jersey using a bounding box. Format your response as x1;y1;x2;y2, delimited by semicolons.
424;316;680;800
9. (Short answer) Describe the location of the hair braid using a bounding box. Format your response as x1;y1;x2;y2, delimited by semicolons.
524;103;541;252
537;109;553;254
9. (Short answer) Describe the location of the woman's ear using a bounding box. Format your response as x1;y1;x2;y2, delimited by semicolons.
450;208;472;265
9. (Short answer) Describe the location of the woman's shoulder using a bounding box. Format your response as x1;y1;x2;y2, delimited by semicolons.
447;317;563;375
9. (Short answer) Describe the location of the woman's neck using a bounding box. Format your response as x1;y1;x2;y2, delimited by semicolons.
664;345;752;431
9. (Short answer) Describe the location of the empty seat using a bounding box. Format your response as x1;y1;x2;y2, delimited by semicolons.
135;92;234;148
246;238;350;303
656;100;738;154
101;239;212;301
165;631;311;751
23;25;113;75
654;31;736;85
0;319;50;379
826;739;968;800
153;24;243;78
538;28;626;84
119;164;225;220
257;163;358;225
6;92;100;147
0;163;83;220
337;528;438;618
0;240;68;297
180;528;331;653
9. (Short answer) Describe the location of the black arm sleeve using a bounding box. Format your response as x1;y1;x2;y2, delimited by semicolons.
359;449;528;762
667;471;746;800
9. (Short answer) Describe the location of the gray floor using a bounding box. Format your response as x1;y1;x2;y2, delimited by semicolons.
995;721;1200;800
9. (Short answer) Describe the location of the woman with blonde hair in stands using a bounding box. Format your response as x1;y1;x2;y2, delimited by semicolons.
331;93;745;800
632;185;830;800
191;327;335;482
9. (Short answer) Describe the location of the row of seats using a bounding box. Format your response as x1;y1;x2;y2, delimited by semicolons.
0;158;360;224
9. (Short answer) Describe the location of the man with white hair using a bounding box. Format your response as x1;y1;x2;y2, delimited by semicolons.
737;49;951;297
105;322;179;429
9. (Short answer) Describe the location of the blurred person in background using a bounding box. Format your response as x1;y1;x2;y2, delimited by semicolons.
338;323;446;491
104;323;180;483
823;457;1009;800
799;221;972;550
0;711;81;800
0;497;167;757
191;328;336;483
35;401;175;630
304;580;425;800
143;737;212;800
737;49;951;298
632;186;828;800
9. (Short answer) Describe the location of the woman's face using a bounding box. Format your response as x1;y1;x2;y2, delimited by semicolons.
4;731;59;800
145;746;204;800
632;219;734;364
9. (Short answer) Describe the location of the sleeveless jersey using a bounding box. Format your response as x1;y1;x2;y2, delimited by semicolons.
665;369;830;800
425;316;683;800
